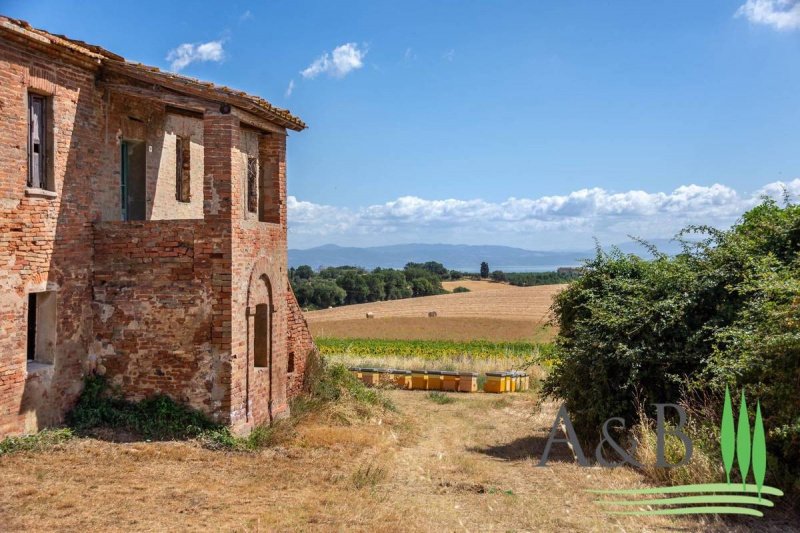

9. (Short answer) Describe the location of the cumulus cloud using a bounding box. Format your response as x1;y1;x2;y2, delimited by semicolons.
287;179;800;249
167;40;225;71
301;43;366;79
736;0;800;30
285;79;295;97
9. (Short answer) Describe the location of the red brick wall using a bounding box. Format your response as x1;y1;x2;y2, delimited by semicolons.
0;40;102;436
0;37;315;437
91;221;232;420
286;287;317;399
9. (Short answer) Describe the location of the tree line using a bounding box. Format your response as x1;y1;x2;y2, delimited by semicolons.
290;260;582;310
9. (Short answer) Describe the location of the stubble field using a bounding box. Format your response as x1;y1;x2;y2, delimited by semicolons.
306;282;563;342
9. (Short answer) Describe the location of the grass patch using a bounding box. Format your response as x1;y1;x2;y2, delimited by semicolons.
0;428;74;456
427;391;456;405
351;463;387;490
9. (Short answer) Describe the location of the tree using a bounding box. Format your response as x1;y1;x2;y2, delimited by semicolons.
336;271;370;305
480;261;490;279
490;270;507;282
294;278;345;309
294;265;314;280
364;273;386;302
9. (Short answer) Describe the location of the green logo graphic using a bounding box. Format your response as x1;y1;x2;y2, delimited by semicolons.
589;387;783;518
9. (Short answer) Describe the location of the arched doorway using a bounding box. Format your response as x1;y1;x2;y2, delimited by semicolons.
246;267;274;424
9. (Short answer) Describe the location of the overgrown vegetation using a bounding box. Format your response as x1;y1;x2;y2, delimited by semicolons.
67;375;219;440
544;198;800;499
317;337;553;361
58;357;393;452
0;428;74;456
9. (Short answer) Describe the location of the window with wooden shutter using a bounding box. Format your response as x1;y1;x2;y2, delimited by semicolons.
247;156;258;213
175;136;191;202
28;94;48;190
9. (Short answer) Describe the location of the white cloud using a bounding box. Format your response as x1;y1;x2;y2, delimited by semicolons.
301;43;367;79
288;179;800;249
285;79;295;97
166;40;225;71
442;49;455;62
736;0;800;30
239;10;253;22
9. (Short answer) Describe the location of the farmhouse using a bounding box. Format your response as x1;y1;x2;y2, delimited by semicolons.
0;17;316;437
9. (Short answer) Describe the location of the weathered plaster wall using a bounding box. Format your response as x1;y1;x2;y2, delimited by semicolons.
0;40;102;435
152;113;204;220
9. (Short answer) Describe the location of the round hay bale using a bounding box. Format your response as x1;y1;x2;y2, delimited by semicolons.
366;312;375;319
428;311;438;318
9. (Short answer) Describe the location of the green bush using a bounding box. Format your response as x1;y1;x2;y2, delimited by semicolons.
544;199;800;497
67;375;219;440
452;286;470;293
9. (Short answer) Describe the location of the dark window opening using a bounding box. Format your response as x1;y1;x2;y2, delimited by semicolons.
247;156;258;214
26;293;37;361
27;93;52;191
253;303;270;368
287;350;295;373
120;140;146;221
176;136;191;203
26;291;56;366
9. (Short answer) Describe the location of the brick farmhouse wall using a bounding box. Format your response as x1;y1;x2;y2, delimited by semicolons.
0;30;316;437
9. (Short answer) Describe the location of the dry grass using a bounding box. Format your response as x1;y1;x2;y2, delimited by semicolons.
441;279;518;292
306;283;564;343
306;283;564;322
310;316;555;342
2;391;783;532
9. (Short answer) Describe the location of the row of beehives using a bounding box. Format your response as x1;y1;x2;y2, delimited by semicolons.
349;368;530;393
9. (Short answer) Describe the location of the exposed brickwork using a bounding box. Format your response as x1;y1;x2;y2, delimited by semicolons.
0;21;313;437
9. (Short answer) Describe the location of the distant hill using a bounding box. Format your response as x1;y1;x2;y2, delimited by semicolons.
288;240;687;272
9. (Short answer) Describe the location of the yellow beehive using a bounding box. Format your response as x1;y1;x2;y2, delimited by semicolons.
360;368;380;387
458;372;478;392
427;371;443;391
393;369;412;389
441;371;458;391
411;370;428;390
484;372;506;393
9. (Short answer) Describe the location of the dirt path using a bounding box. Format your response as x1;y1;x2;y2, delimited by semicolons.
0;391;794;532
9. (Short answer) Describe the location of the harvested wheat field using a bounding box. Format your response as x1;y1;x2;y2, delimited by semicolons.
4;391;791;532
306;283;564;341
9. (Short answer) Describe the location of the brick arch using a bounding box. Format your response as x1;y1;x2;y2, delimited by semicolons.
246;256;277;309
244;257;278;424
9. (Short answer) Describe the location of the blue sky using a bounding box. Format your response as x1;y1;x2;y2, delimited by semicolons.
4;0;800;250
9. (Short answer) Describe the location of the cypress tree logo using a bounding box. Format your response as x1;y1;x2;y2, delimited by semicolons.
589;387;783;518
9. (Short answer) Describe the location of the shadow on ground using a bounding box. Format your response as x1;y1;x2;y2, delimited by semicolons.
469;434;576;463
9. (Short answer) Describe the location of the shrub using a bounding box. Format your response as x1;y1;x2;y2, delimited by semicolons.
543;198;800;500
452;286;470;293
67;375;219;440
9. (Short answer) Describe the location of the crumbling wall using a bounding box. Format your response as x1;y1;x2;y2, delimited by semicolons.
286;287;317;399
91;220;231;420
